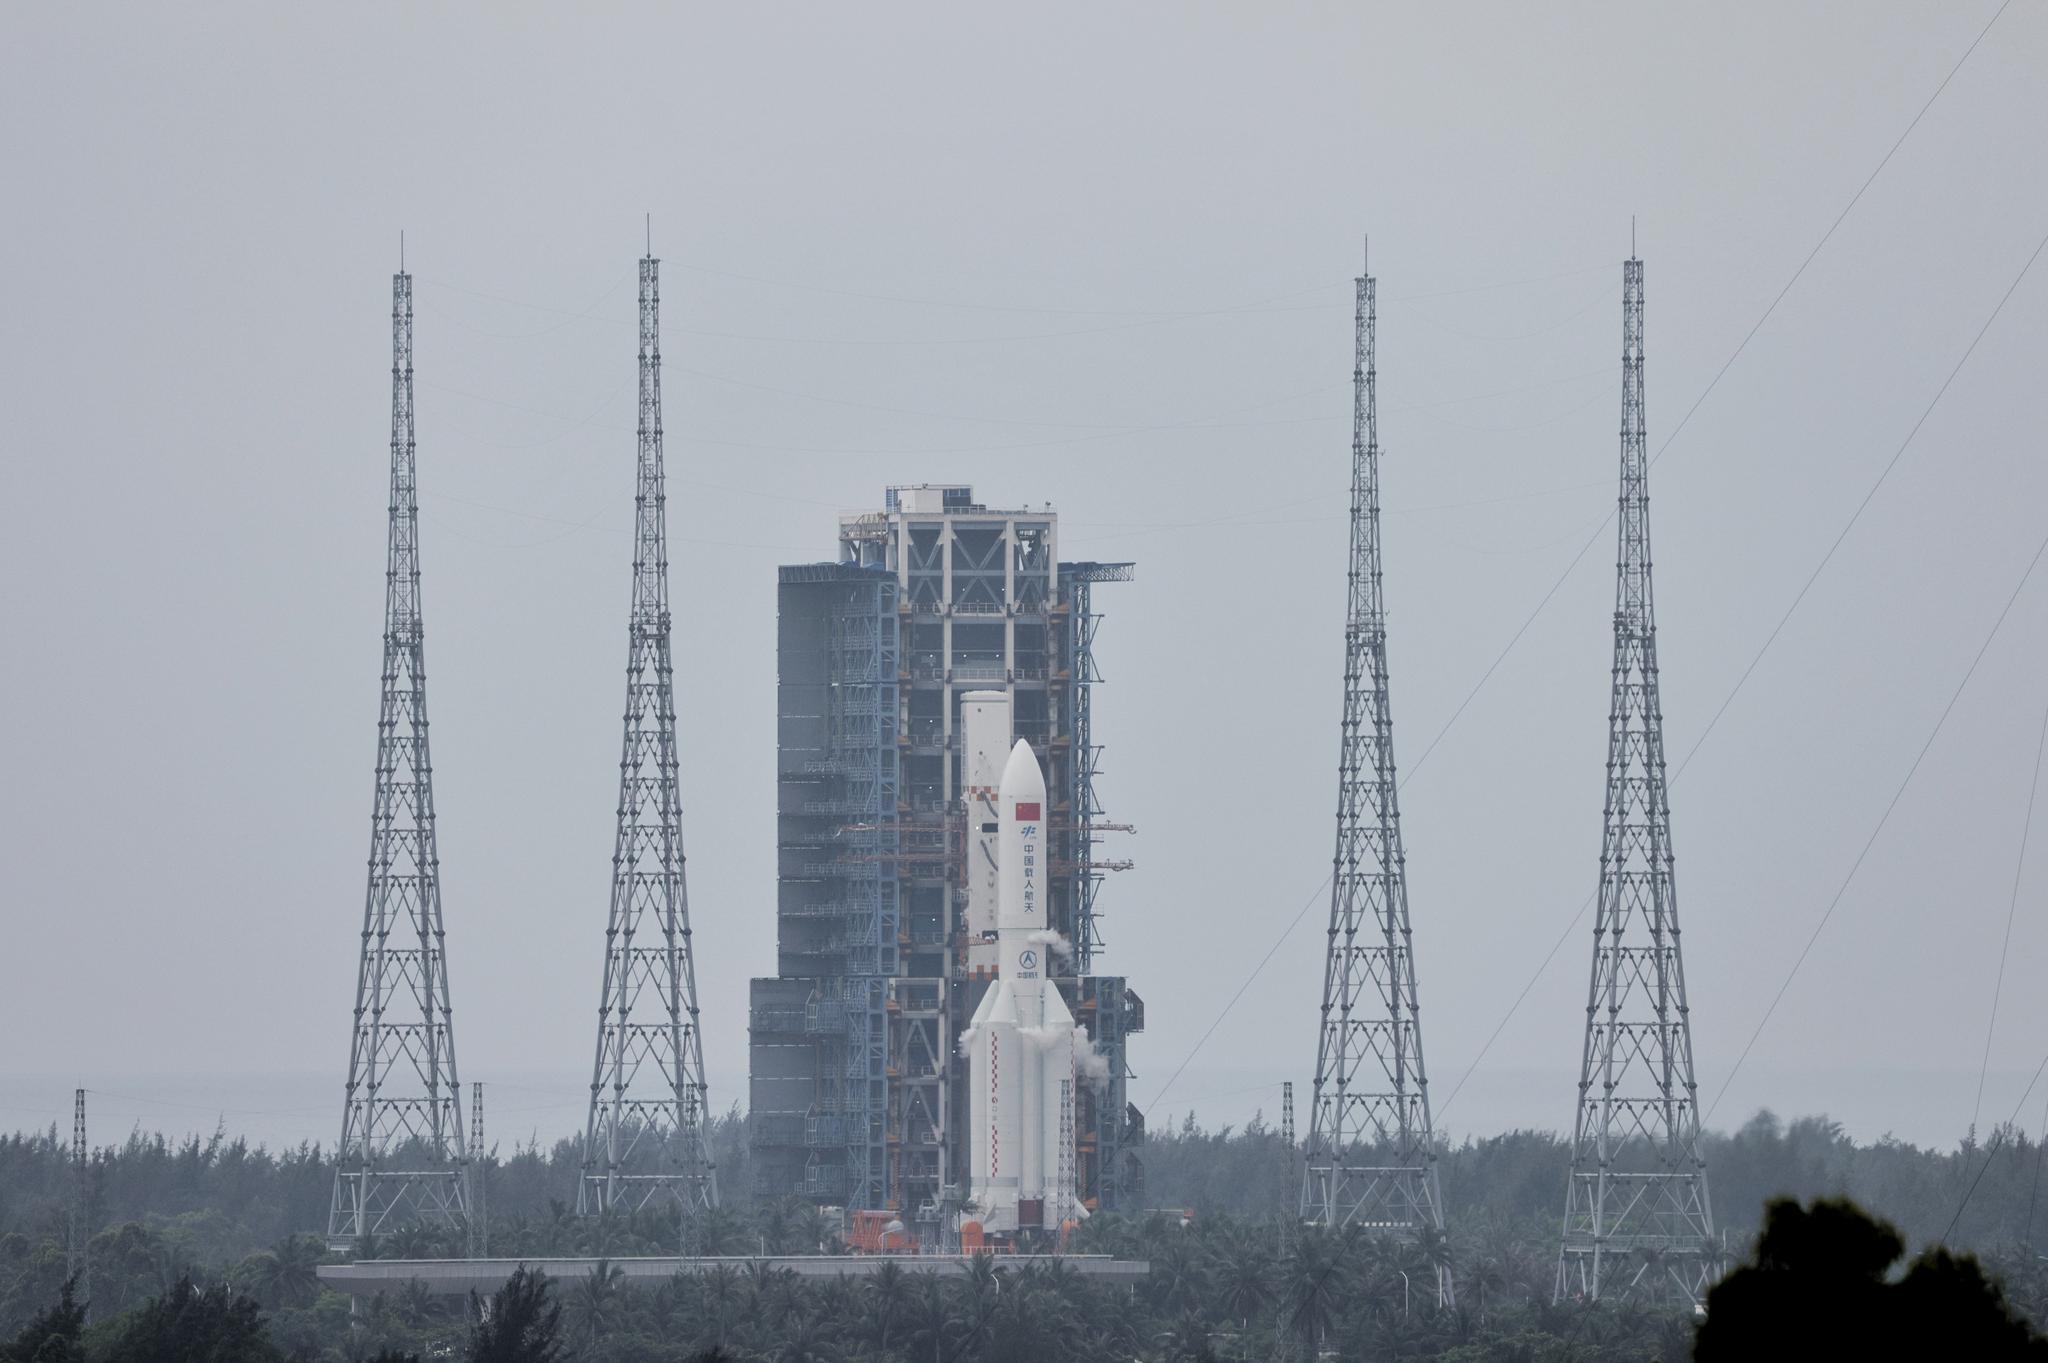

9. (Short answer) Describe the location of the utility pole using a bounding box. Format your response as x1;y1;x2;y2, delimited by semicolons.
1555;252;1718;1307
329;258;471;1251
580;242;719;1233
68;1090;89;1310
1300;248;1453;1308
468;1082;487;1257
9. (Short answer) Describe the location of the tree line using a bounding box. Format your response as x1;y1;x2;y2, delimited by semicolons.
2;1105;2047;1360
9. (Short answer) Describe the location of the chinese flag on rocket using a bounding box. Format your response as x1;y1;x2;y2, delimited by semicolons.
1015;802;1041;821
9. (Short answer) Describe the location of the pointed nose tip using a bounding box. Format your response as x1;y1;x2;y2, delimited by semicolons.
999;737;1046;801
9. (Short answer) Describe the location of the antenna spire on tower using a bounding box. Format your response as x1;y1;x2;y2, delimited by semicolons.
329;264;472;1251
580;249;719;1235
1554;253;1718;1306
1300;251;1453;1309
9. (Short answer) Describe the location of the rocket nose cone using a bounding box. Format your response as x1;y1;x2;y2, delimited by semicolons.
999;738;1046;804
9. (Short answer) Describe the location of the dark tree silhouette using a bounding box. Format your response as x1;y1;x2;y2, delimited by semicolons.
1697;1196;2048;1362
98;1273;279;1363
467;1267;562;1363
0;1276;84;1363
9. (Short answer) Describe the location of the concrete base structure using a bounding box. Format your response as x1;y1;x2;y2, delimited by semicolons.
317;1254;1149;1299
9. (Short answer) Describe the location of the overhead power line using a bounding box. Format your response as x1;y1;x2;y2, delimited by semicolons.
1135;0;2020;1128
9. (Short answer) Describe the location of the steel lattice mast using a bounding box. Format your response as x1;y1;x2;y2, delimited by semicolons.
1555;253;1717;1306
330;263;472;1249
1301;257;1452;1307
69;1090;88;1309
469;1082;487;1257
580;248;718;1225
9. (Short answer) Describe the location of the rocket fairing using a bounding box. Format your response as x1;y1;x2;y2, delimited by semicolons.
963;738;1086;1235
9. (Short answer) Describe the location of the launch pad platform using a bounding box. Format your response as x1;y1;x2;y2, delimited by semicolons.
317;1253;1149;1299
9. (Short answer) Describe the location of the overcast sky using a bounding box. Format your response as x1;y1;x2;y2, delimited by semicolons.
4;3;2047;1154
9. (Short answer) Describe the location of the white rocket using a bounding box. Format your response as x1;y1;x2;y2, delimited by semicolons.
963;738;1085;1234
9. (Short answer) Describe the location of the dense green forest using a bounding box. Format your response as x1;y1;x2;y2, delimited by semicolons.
3;1107;2047;1361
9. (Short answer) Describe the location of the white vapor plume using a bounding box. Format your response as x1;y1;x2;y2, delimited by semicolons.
1074;1028;1112;1087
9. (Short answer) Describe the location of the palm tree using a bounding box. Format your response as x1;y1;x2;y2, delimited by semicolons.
1415;1224;1454;1304
562;1258;623;1347
789;1200;834;1254
1216;1244;1274;1359
1158;1309;1220;1363
697;1205;748;1256
743;1257;796;1316
701;1264;741;1351
266;1234;323;1308
766;1306;842;1363
388;1225;433;1261
1147;1239;1211;1318
867;1259;911;1353
395;1277;441;1328
1282;1229;1343;1354
540;1199;574;1256
900;1275;957;1363
467;1266;562;1363
1466;1255;1508;1324
817;1274;859;1320
961;1251;1000;1301
759;1200;794;1255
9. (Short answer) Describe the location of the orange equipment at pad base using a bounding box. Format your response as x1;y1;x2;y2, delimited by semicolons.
847;1209;915;1254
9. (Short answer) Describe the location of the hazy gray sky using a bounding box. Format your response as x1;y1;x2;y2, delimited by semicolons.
4;3;2046;1152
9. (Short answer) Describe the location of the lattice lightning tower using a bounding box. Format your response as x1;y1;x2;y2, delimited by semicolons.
580;249;719;1225
469;1082;487;1257
330;265;472;1249
69;1090;88;1307
1301;258;1452;1308
1555;254;1718;1306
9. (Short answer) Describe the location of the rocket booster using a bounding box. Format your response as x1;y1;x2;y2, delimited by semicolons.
964;738;1084;1234
960;692;1010;976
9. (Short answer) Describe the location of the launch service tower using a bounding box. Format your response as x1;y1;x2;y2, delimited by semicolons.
748;485;1141;1241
